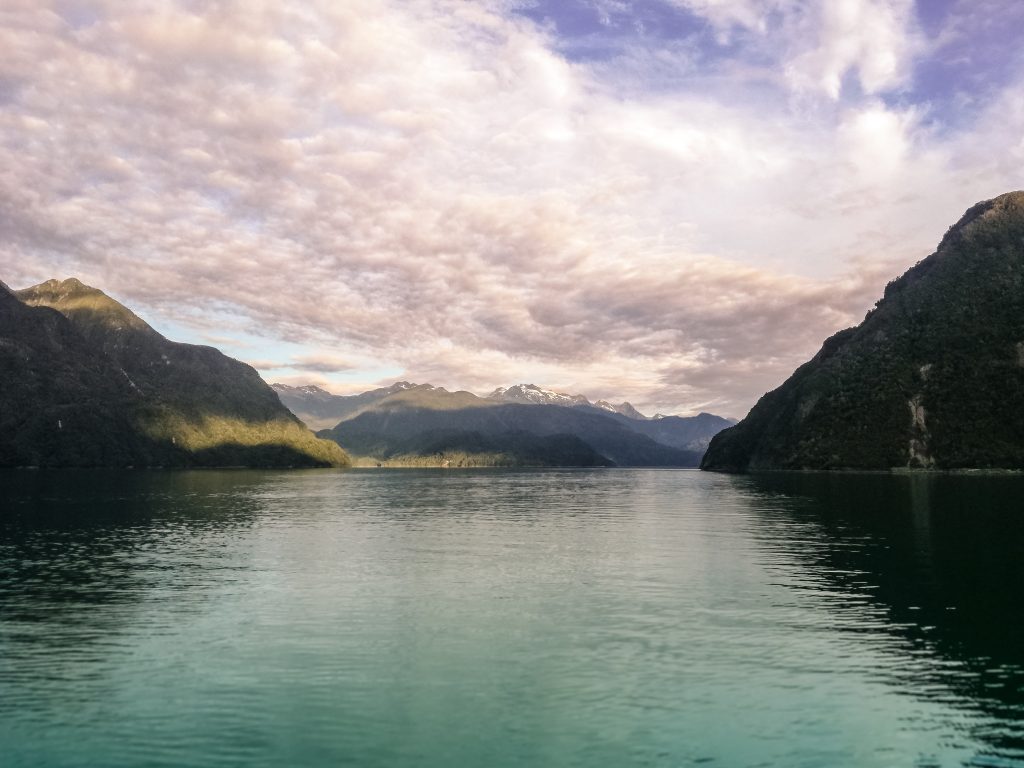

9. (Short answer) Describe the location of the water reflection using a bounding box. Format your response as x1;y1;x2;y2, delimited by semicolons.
3;469;1024;767
743;472;1024;762
0;470;271;633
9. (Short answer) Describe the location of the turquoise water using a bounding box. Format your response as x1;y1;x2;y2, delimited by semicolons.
1;469;1022;767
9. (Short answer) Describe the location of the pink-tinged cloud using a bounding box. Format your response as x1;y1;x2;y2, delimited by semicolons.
2;1;1023;417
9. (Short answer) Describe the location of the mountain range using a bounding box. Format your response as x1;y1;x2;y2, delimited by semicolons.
9;194;1022;472
487;383;654;420
274;381;734;467
702;191;1024;472
1;278;348;468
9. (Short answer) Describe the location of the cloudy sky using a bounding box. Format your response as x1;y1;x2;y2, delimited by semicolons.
3;0;1023;417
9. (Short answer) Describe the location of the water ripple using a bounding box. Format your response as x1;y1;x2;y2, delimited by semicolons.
1;468;1023;767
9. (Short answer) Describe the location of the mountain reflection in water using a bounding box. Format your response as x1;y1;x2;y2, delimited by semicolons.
1;469;1022;767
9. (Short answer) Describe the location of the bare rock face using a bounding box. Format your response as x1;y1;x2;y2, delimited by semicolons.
702;191;1024;472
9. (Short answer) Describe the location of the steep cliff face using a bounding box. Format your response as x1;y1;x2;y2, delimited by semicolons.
3;279;348;468
702;192;1024;472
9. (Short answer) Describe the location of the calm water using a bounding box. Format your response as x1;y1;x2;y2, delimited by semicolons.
1;469;1023;767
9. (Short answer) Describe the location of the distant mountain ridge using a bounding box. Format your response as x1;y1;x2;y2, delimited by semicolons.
319;402;702;467
486;383;658;420
275;380;729;428
2;278;347;468
271;381;419;429
702;191;1024;472
487;384;592;409
275;379;733;467
271;381;485;430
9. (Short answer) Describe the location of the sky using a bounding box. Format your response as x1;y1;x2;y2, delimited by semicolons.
2;0;1023;418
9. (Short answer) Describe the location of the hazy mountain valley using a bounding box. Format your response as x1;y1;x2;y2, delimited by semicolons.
274;381;734;467
1;279;732;469
7;192;1024;472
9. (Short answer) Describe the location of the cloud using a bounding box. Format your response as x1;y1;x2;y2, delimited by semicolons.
245;359;288;371
290;353;358;374
246;353;357;373
2;0;1023;417
783;0;921;99
667;0;780;36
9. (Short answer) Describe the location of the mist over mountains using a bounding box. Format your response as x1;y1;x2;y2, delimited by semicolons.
274;381;734;467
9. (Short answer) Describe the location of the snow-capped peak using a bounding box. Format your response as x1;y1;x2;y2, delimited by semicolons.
485;382;593;409
487;383;590;407
272;383;331;396
486;385;656;418
594;399;648;420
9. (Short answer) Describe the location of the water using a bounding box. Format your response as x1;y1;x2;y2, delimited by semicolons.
1;469;1022;767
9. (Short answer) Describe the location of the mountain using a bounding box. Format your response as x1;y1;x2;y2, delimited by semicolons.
485;383;734;450
328;425;614;468
272;381;420;430
273;381;491;431
3;278;347;468
274;379;732;466
320;400;701;467
1;280;152;467
309;383;703;467
487;384;592;408
594;400;647;420
702;191;1024;472
618;412;737;452
487;383;645;420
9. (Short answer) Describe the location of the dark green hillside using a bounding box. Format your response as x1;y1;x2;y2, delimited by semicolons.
590;410;736;451
0;283;157;466
280;380;731;465
702;191;1024;472
321;401;702;467
486;383;734;450
339;428;613;467
3;278;347;468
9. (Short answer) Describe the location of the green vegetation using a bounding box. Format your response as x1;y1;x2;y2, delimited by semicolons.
2;279;348;468
702;191;1024;472
137;410;347;467
340;429;613;467
277;380;727;467
274;382;497;430
318;400;702;467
